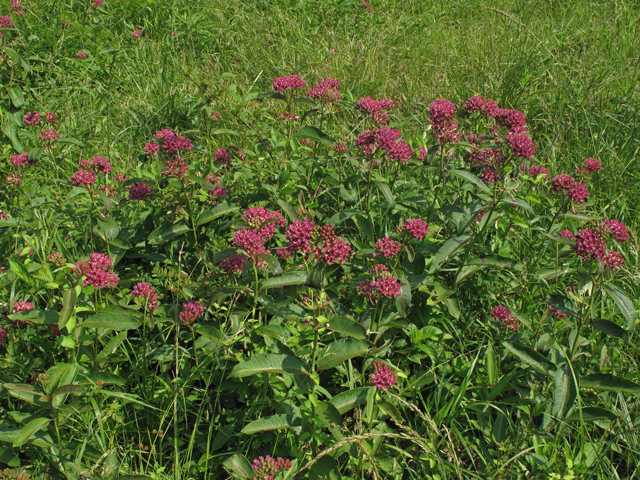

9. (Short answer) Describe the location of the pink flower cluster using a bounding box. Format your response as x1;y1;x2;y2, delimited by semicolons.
251;456;292;480
491;305;520;331
23;112;41;126
604;219;629;243
281;217;315;257
356;96;397;125
551;173;589;204
132;282;159;311
370;361;398;390
375;237;401;258
162;157;188;177
574;228;606;260
73;253;120;289
0;16;14;28
354;127;412;162
11;1;24;15
9;153;30;168
506;132;536;159
179;300;205;324
561;221;627;270
232;207;286;266
313;224;352;265
129;182;152;200
357;275;402;300
132;29;141;38
397;218;428;240
93;0;104;6
72;169;97;188
39;129;61;142
272;75;306;94
214;147;231;165
92;156;112;174
524;163;549;179
576;158;603;178
428;98;461;144
220;254;248;273
77;51;87;58
462;95;500;118
308;78;341;103
11;299;35;326
548;305;567;319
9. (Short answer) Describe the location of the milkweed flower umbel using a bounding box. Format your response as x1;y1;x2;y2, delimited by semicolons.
179;300;205;324
73;253;120;289
71;169;97;188
23;112;41;126
92;156;112;174
132;282;159;311
220;255;248;273
132;29;141;38
375;238;401;258
398;218;429;240
604;220;629;243
272;75;306;94
372;276;402;298
129;182;152;200
491;305;520;331
251;456;292;480
76;51;87;58
370;361;398;390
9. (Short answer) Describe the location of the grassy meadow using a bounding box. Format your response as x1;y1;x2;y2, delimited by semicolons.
1;0;640;479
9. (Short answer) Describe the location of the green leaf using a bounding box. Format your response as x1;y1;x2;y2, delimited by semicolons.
581;374;640;395
3;384;49;406
296;125;334;146
502;341;555;376
603;284;637;331
241;414;297;434
196;324;226;345
429;234;472;273
196;202;240;226
502;197;534;213
486;345;497;385
229;354;308;378
56;137;85;147
592;319;627;339
1;46;30;71
545;233;577;246
449;169;491;194
97;216;120;240
566;407;617;422
354;214;374;243
327;209;358;226
256;254;282;275
147;221;190;244
277;200;300;221
551;365;577;421
213;129;240;136
8;309;59;325
9;259;32;284
467;255;523;270
260;271;308;291
547;294;577;317
316;339;370;371
51;385;85;396
13;418;51;447
9;85;25;108
222;453;253;479
328;316;366;339
81;313;141;331
99;304;142;318
373;180;395;207
78;372;125;386
309;456;342;480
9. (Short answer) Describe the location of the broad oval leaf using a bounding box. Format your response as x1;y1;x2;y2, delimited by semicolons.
295;125;334;146
502;341;555;376
467;255;523;270
222;453;253;479
241;413;297;434
551;365;577;421
81;313;141;331
8;309;59;325
429;234;472;273
581;373;640;396
59;288;77;329
260;271;308;291
328;316;366;340
603;284;637;331
196;202;240;226
316;339;370;371
547;294;577;317
14;417;51;447
449;169;491;194
592;319;627;339
229;354;308;378
566;407;617;422
147;221;190;244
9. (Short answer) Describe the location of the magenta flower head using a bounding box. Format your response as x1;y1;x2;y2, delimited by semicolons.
93;0;104;6
375;237;402;258
284;217;315;256
428;98;457;129
219;254;248;273
252;456;292;480
179;300;205;324
506;132;536;158
132;29;141;38
398;218;429;240
242;207;286;239
45;112;58;124
72;169;97;188
39;129;61;142
12;299;35;326
92;156;112;174
548;305;567;319
574;228;606;260
11;1;24;15
372;276;402;298
132;282;159;311
0;16;15;28
604;250;625;270
144;142;159;155
10;152;29;168
129;182;152;200
23;111;41;126
370;361;398;390
604;219;629;243
76;51;87;58
526;164;549;179
272;75;306;94
73;253;119;289
312;224;352;265
584;157;603;173
214;147;231;165
161;157;188;177
491;305;519;331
